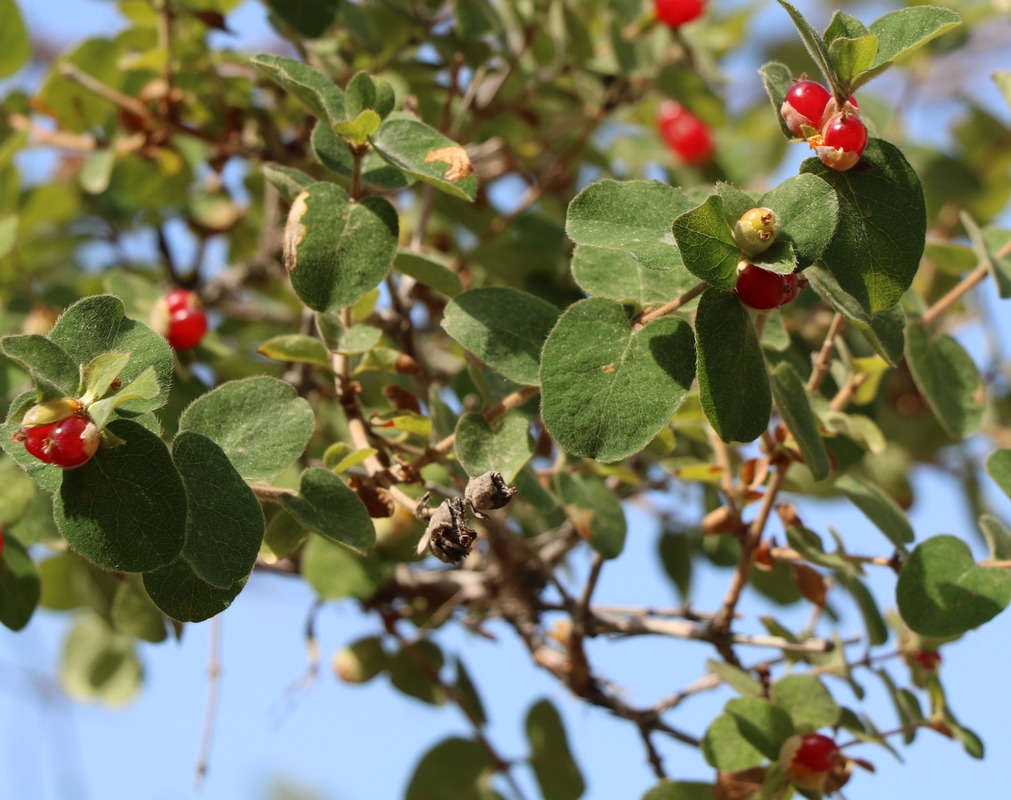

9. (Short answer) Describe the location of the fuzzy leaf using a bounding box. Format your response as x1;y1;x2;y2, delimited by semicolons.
179;376;315;481
0;534;40;631
540;298;696;462
671;195;740;290
172;432;264;589
143;560;248;623
0;334;80;401
54;420;187;573
526;699;586;800
801;140;926;313
897;535;1011;636
256;334;331;368
695;289;770;443
279;468;375;555
283;182;399;312
251;53;344;122
770;363;830;481
371;119;477;201
566;180;696;271
442;288;559;386
455;412;533;484
905;323;982;439
836;473;914;549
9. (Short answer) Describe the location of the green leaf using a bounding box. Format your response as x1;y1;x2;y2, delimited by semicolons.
979;514;1011;562
455;412;533;484
395;250;463;298
827;36;878;87
334;637;388;684
566;180;696;272
179;376;315;481
0;534;40;631
725;696;796;760
760;174;839;269
770;363;830;481
836;571;889;646
319;321;383;356
835;473;914;550
702;712;767;771
897;535;1011;637
750;240;797;276
86;367;161;431
804;266;905;366
261;163;316;203
389;640;446;705
770;674;840;730
60;613;141;707
279;468;375;554
760;61;796;139
344;71;394;120
111;577;167;643
79;353;131;404
824;11;869;42
48;295;173;414
986;450;1011;503
442;287;559;386
405;738;494;800
172;432;264;589
905;323;982;439
526;699;586;800
574;243;699;307
371;119;477;202
962;213;1011;298
333;109;382;146
801;139;926;313
54;419;187;573
540;298;696;462
705;659;763;697
695;289;771;443
311;122;409;190
251;54;345;122
301;534;388;600
0;0;30;78
671;195;740;290
283;182;399;312
264;0;339;37
854;6;962;90
659;532;693;602
454;658;487;726
0;334;80;401
256;334;331;368
642;781;715;800
557;471;627;559
143;559;248;623
774;0;835;89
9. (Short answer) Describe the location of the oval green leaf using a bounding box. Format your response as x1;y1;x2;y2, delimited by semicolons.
279;468;376;554
540;298;696;462
455;411;533;484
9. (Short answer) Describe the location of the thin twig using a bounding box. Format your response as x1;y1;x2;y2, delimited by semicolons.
639;282;707;325
807;312;846;393
194;616;223;788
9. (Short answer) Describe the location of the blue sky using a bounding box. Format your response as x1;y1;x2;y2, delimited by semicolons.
2;1;1011;798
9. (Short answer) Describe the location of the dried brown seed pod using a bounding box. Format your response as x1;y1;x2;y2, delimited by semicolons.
464;471;517;519
416;497;477;564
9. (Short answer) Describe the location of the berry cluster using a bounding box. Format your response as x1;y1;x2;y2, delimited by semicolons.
781;78;867;171
13;399;100;469
657;101;714;166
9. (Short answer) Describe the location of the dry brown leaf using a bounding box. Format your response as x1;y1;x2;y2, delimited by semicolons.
424;145;474;182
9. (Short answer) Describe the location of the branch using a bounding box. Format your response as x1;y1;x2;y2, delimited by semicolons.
639;282;707;325
807;312;846;393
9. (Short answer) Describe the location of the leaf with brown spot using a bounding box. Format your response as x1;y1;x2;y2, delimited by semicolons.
423;145;473;182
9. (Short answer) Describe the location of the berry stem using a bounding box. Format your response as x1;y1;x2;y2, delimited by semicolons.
807;312;847;392
639;281;708;324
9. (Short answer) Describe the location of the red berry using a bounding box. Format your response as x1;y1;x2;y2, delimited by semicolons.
152;289;208;350
781;80;831;138
17;415;99;469
734;264;791;311
655;0;705;27
811;112;868;171
781;733;841;790
657;101;714;165
911;648;942;671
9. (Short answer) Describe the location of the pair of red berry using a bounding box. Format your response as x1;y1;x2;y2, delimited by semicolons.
781;79;867;171
13;398;100;469
152;288;208;350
